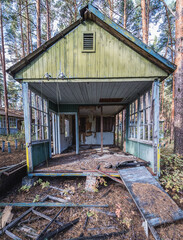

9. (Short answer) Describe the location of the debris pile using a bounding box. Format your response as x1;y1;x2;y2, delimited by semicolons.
0;177;148;240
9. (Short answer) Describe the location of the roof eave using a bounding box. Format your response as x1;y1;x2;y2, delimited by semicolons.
85;4;176;75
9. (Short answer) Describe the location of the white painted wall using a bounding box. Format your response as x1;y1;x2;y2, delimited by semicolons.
60;114;73;152
60;134;73;152
80;132;114;145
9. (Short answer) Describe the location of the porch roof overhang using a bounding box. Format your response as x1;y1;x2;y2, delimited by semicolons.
29;80;153;107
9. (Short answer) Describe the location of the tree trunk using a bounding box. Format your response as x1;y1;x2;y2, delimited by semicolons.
36;0;41;47
162;0;175;141
141;0;148;44
0;2;9;135
161;39;169;116
19;0;25;58
30;27;33;52
174;0;183;154
25;0;30;55
124;0;127;29
108;0;113;19
146;0;150;43
46;0;51;40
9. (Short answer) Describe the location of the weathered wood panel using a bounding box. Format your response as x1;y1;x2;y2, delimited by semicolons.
119;167;183;227
16;21;167;80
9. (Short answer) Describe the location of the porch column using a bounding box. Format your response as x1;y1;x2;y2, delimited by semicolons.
117;114;119;146
121;111;123;151
137;97;141;156
22;83;33;173
47;103;51;158
101;106;103;154
114;115;116;145
57;114;61;154
126;105;129;152
153;79;160;176
75;112;79;154
52;113;56;155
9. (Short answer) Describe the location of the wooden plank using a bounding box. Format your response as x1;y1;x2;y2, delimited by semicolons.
0;203;109;208
153;80;160;176
75;112;79;154
22;83;33;172
101;106;103;154
119;167;183;227
5;230;21;240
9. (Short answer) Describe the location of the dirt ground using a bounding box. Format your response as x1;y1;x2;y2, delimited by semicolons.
0;177;183;240
0;141;26;168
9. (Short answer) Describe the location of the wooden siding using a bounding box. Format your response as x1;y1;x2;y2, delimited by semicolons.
16;21;167;80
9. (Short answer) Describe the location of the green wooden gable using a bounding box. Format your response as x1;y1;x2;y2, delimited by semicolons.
15;20;168;81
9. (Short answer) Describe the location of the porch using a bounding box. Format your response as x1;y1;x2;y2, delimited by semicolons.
29;145;149;177
22;79;160;177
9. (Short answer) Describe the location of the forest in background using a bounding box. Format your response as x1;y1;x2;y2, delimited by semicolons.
0;0;177;139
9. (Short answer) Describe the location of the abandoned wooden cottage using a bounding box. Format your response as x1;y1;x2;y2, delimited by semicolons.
0;107;24;135
7;4;175;178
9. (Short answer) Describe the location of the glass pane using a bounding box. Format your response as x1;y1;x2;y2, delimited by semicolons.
140;126;143;139
145;126;148;140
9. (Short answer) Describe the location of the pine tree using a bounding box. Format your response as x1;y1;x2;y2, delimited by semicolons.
174;0;183;154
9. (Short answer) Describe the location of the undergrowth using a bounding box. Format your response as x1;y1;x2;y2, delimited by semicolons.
160;147;183;204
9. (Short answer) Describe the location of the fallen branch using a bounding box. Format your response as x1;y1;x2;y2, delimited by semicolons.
67;230;128;240
38;218;79;240
36;207;64;239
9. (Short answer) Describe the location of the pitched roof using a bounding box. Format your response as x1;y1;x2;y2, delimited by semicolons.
0;107;24;119
7;4;176;77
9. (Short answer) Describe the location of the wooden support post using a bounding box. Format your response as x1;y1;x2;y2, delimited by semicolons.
121;111;123;151
52;113;55;155
114;115;116;145
47;103;51;158
57;114;61;154
55;114;58;154
34;94;38;141
117;114;119;147
22;83;33;172
137;97;141;156
75;112;79;154
126;105;129;152
101;106;103;154
2;140;5;152
153;80;160;176
8;142;11;153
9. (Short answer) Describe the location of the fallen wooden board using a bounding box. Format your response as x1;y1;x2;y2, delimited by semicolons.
119;166;183;227
0;202;109;208
1;206;13;228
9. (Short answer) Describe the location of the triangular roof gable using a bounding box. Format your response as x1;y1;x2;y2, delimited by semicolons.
83;4;175;74
7;4;176;77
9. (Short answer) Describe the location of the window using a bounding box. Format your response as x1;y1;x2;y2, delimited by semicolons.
65;119;69;137
96;117;114;132
9;117;17;128
82;32;95;52
128;92;153;142
30;92;49;141
129;100;138;139
0;116;5;128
